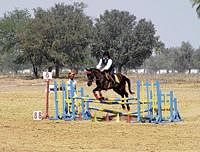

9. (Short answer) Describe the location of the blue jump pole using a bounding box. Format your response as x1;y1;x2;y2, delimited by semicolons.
63;80;75;121
61;80;67;119
52;80;59;120
155;80;162;123
173;98;182;121
145;81;153;122
136;80;141;122
80;87;84;119
169;91;174;122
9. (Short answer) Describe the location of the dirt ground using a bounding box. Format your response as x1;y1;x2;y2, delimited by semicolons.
0;74;200;152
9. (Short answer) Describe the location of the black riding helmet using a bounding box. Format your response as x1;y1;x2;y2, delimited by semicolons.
103;51;110;58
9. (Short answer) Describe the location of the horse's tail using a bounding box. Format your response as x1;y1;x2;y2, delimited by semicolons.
125;76;134;94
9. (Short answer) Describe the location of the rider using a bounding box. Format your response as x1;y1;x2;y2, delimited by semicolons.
96;51;116;85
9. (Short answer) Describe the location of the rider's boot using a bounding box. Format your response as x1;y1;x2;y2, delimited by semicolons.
105;72;119;88
109;75;119;88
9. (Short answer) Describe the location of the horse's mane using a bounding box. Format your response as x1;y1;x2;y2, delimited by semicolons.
87;67;101;73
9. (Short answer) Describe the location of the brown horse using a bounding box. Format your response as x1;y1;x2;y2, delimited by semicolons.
85;68;134;111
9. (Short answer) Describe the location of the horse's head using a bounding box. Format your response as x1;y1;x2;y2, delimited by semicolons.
84;68;101;86
85;68;95;86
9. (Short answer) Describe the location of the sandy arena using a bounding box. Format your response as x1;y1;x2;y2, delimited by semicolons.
0;75;200;152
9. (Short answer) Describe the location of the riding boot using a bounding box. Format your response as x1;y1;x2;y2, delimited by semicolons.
109;75;119;88
113;81;120;88
104;72;110;81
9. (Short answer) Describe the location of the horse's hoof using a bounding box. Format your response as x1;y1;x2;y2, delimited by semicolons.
101;97;105;100
99;97;105;103
122;105;126;110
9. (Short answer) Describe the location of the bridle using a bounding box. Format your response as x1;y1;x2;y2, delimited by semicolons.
85;69;101;82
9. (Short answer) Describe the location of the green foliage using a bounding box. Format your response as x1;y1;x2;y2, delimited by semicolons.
16;2;94;77
0;9;31;73
145;42;195;73
0;9;31;52
174;42;194;72
129;19;158;68
192;47;200;69
2;2;198;77
91;10;158;72
191;0;200;17
144;55;161;73
16;18;46;78
38;3;92;76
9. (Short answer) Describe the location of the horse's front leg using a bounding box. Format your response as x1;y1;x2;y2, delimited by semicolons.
99;91;106;101
93;87;101;99
93;88;105;101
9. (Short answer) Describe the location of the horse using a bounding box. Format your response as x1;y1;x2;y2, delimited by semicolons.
85;68;134;111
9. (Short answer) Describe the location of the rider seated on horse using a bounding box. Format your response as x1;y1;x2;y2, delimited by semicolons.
96;51;117;85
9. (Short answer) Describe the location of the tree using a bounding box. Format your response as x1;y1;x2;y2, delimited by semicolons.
173;42;194;73
0;9;31;73
50;3;94;71
191;0;200;17
192;47;200;70
92;10;158;72
36;3;93;77
16;15;46;78
144;47;175;74
144;55;161;74
17;2;94;77
128;19;159;69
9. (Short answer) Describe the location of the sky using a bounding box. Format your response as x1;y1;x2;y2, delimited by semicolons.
0;0;199;49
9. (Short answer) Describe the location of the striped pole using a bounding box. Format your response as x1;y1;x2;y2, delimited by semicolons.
169;91;174;122
155;80;162;123
53;80;59;119
136;80;141;122
43;79;50;119
62;80;67;119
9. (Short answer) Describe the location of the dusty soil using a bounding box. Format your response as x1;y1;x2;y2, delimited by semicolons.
0;75;200;152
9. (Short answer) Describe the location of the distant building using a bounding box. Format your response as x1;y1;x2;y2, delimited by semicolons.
185;69;199;74
130;69;146;74
156;69;167;74
17;69;32;74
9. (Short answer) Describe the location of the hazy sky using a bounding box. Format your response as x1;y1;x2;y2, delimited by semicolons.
0;0;199;49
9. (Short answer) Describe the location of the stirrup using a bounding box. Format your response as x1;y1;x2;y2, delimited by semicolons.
113;82;120;88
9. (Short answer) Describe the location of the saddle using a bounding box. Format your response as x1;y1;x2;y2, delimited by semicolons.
104;72;119;83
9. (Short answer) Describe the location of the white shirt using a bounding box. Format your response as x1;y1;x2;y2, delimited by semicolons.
96;58;113;71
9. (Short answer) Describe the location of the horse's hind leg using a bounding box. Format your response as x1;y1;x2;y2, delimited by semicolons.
121;94;126;110
113;88;126;110
124;91;130;111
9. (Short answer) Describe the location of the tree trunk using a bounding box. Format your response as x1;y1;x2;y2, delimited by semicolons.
30;57;38;78
55;64;60;78
32;65;38;78
188;68;191;74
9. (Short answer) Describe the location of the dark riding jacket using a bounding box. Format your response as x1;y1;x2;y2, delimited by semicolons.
96;57;115;74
